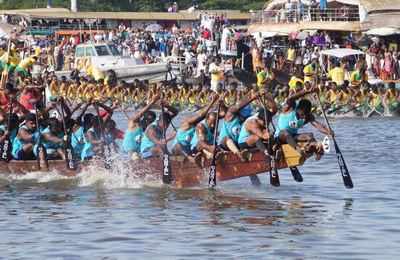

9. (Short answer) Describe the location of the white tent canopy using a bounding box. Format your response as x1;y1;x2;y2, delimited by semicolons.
0;27;7;38
365;27;400;36
320;48;364;58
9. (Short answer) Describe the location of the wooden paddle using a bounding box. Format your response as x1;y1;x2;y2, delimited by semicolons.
258;96;280;187
208;98;222;188
94;103;112;169
34;103;48;170
316;93;354;189
59;98;77;170
0;96;13;162
160;90;172;184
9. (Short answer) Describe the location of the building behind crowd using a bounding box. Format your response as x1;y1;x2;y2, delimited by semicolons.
249;0;400;37
0;7;250;38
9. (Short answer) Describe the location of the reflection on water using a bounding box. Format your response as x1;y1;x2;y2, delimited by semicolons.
0;118;399;259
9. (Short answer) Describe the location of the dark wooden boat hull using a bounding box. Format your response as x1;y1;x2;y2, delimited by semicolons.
0;145;308;188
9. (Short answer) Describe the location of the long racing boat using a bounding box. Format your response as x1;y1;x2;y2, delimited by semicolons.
0;144;312;188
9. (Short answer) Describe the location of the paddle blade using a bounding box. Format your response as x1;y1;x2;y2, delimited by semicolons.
65;146;77;170
0;139;12;162
290;167;303;182
269;169;280;187
334;140;354;189
162;154;172;184
249;175;261;187
208;165;217;188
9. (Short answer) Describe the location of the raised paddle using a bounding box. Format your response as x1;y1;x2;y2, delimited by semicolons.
0;97;13;162
316;93;354;189
160;90;172;184
59;98;76;170
94;103;112;169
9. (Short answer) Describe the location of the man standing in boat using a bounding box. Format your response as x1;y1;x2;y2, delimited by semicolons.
275;87;332;160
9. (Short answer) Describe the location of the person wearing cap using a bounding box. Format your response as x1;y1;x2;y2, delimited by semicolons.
12;113;39;160
140;100;178;159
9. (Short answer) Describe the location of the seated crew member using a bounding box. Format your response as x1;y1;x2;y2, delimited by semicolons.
218;90;261;161
12;113;38;160
81;116;104;160
238;93;278;150
122;94;159;159
172;93;219;159
140;101;178;159
190;110;219;160
275;87;333;160
37;118;65;160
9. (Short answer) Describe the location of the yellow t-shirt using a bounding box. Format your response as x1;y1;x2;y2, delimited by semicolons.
18;57;35;69
303;64;315;83
287;48;295;62
210;63;224;82
328;67;345;86
289;76;304;90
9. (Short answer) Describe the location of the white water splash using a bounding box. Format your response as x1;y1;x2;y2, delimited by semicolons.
1;154;163;190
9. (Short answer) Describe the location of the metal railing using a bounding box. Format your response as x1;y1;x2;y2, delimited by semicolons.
250;7;360;24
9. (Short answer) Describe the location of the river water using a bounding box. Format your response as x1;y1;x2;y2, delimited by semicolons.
0;117;399;259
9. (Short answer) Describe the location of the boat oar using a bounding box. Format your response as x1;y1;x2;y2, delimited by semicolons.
94;103;112;169
0;96;13;162
34;103;48;170
160;91;172;184
59;98;77;170
208;98;222;188
257;96;280;186
289;167;303;182
260;96;303;184
316;93;354;189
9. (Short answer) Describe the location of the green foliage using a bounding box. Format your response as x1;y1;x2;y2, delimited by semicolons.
1;0;266;11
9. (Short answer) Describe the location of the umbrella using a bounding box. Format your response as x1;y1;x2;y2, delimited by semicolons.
145;24;162;32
